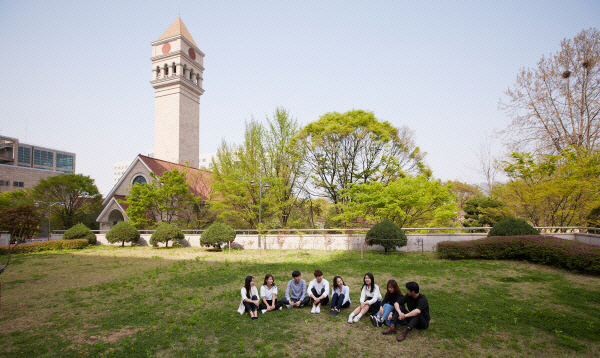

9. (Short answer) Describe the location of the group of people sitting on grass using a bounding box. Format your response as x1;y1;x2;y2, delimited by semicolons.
237;269;430;342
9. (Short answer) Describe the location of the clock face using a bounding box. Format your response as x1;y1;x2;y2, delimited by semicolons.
188;48;196;60
162;43;171;54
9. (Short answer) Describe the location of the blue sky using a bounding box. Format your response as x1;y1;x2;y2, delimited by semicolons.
1;1;598;195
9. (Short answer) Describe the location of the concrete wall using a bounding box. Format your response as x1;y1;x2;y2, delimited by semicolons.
0;233;10;246
89;232;600;250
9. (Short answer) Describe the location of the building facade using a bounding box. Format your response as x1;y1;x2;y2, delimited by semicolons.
0;135;75;192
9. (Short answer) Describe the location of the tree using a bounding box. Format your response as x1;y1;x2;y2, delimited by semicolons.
292;110;427;209
200;222;236;249
365;220;407;253
488;218;540;237
444;180;483;224
337;175;457;228
149;223;184;247
106;222;140;246
500;28;600;154
63;223;96;245
462;196;509;228
211;108;303;228
494;146;600;228
32;174;102;229
123;169;198;228
0;205;39;240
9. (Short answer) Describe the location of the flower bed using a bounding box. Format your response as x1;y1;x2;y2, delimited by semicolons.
436;235;600;275
0;239;89;255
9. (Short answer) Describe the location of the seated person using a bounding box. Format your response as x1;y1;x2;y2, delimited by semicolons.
259;274;284;314
307;269;330;314
348;273;381;323
236;276;260;320
329;275;351;317
389;281;430;342
371;279;404;329
281;270;309;308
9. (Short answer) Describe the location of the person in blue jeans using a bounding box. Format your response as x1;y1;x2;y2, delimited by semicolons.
329;276;351;317
370;280;404;329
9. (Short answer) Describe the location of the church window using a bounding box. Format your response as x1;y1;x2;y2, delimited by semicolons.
156;66;161;79
164;65;169;76
133;175;147;185
172;63;177;74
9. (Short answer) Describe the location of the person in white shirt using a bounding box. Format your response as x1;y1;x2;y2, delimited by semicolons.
237;276;260;320
259;274;284;314
329;275;351;317
307;269;329;314
348;272;382;323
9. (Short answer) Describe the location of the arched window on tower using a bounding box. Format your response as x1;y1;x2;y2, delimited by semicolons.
164;64;169;76
156;66;161;79
172;62;176;74
189;69;194;81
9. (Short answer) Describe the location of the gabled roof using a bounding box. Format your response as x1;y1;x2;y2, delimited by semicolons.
95;196;129;222
157;17;199;48
138;155;212;198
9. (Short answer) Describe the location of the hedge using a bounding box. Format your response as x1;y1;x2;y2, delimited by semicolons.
436;236;600;275
63;223;97;245
0;239;89;255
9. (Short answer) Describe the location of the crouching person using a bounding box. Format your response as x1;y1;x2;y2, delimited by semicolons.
307;269;329;314
391;281;430;342
237;276;260;320
281;270;309;308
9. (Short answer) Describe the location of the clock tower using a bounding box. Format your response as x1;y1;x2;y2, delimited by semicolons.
150;17;204;168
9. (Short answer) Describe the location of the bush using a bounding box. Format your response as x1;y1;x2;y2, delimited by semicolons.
488;218;540;237
63;223;96;245
200;222;236;249
436;236;600;275
365;220;407;253
149;223;184;247
0;239;89;255
105;222;140;246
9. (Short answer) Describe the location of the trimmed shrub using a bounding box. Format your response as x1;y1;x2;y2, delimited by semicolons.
0;239;89;255
488;218;540;237
200;222;236;249
436;236;600;275
149;223;184;247
106;222;140;247
365;220;407;253
63;223;96;245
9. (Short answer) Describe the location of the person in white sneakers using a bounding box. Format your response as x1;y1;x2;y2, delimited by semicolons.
237;276;260;320
259;274;284;314
281;271;309;308
329;275;351;317
307;269;329;314
348;273;381;323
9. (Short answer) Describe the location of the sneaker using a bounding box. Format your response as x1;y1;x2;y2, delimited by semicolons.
370;315;379;327
261;309;267;314
353;315;361;323
311;306;316;314
333;310;339;317
348;315;354;323
316;306;320;314
279;306;282;310
286;304;292;309
328;309;334;316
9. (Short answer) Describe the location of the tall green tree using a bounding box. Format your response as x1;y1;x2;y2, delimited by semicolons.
292;110;427;209
123;169;197;228
0;205;39;240
32;174;102;229
500;28;600;154
211;108;302;228
336;175;457;228
462;196;510;228
494;146;600;227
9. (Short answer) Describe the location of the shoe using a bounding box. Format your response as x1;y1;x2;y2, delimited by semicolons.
352;315;361;323
316;306;320;314
261;309;266;314
329;309;334;316
370;315;383;327
348;315;354;323
251;316;257;320
382;324;397;335
311;306;316;314
369;315;378;327
279;306;282;310
396;328;409;342
333;310;339;317
286;304;292;309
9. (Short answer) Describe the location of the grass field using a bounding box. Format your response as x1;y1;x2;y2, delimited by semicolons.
1;246;599;357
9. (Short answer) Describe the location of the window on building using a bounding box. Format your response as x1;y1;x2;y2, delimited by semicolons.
133;175;147;185
33;149;54;167
13;181;24;187
0;180;4;186
56;153;73;170
17;146;31;164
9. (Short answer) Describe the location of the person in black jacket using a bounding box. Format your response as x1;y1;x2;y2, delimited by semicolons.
391;281;430;342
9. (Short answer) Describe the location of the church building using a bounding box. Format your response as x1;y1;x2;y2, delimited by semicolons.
96;18;210;231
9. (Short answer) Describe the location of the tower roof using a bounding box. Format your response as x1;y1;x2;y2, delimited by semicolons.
157;17;199;48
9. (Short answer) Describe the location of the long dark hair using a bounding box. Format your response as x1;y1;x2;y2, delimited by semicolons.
263;273;276;288
332;275;344;290
362;273;375;293
244;276;253;298
385;279;403;300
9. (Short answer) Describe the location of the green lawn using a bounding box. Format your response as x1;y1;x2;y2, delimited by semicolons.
1;246;599;357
